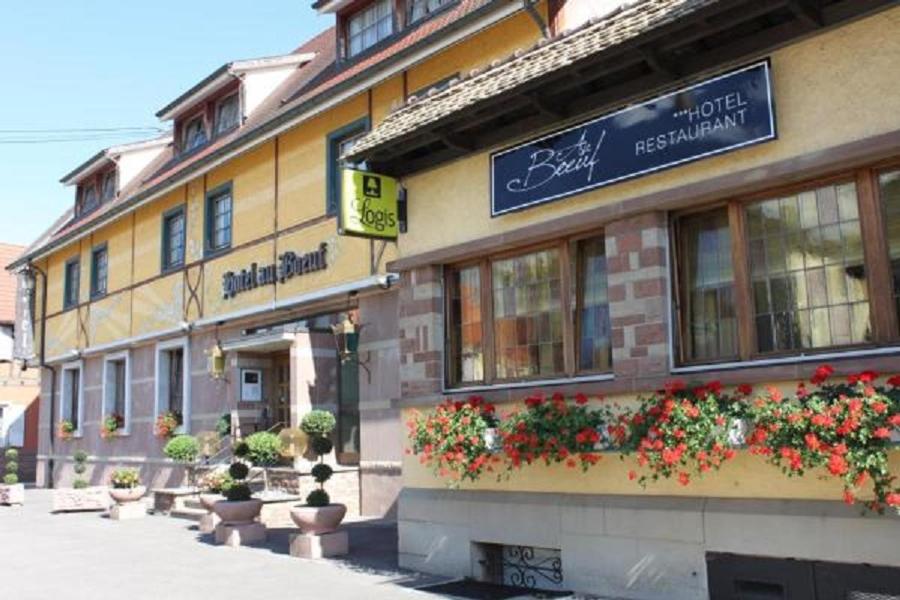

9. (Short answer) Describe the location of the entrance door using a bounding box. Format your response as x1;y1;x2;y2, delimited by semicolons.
337;353;360;465
272;353;291;429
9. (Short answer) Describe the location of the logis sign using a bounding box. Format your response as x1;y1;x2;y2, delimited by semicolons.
339;169;400;240
491;60;777;216
222;244;328;300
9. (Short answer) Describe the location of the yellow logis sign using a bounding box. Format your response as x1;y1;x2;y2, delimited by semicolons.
339;169;399;240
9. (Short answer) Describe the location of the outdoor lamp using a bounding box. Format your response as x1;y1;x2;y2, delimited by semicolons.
208;341;225;379
331;314;362;362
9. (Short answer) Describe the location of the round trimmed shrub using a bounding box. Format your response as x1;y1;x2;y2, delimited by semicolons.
73;480;88;490
301;410;336;437
228;462;249;480
3;474;18;485
5;461;18;474
310;436;333;456
163;435;200;463
73;450;88;463
5;448;19;460
244;432;283;467
306;488;330;507
73;462;87;475
224;482;252;502
311;463;333;484
233;441;250;458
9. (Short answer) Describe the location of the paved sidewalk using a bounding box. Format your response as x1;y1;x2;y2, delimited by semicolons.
0;488;442;600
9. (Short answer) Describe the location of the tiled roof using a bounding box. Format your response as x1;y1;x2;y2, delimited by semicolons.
13;1;511;267
0;244;25;323
349;0;718;158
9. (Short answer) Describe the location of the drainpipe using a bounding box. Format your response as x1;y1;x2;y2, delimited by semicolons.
26;263;56;488
523;0;550;37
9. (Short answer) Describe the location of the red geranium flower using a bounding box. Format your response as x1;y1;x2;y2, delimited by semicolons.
827;453;849;476
887;375;900;388
811;365;834;386
575;393;589;405
737;384;753;396
873;427;891;439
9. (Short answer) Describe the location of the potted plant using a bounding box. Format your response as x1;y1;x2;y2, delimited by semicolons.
0;448;24;505
198;469;233;511
52;450;110;512
290;410;346;535
243;431;283;493
163;434;200;488
108;468;145;504
100;413;125;439
58;420;75;441
154;411;181;439
212;462;263;525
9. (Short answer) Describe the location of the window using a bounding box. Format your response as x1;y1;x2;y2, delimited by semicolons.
61;363;83;437
215;93;240;136
347;0;393;57
182;115;208;153
90;244;108;298
673;174;900;365
102;352;130;435
81;185;99;215
878;169;900;322
446;234;611;387
101;171;117;202
327;119;369;216
162;206;186;271
408;0;452;23
156;339;189;433
63;257;80;309
205;184;232;254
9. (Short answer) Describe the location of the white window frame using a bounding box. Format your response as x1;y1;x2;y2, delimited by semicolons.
60;361;84;438
214;92;241;136
102;351;132;436
155;337;191;434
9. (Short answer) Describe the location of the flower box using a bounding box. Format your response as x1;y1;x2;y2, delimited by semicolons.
0;483;24;506
52;487;111;513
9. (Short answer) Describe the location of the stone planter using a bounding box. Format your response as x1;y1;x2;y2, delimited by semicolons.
52;487;111;513
199;493;225;512
212;499;263;525
0;483;25;506
289;503;347;535
109;486;146;505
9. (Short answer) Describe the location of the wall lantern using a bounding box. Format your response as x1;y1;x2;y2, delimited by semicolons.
331;314;362;363
208;341;225;379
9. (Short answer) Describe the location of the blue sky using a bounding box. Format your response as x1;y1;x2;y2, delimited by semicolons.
0;2;331;248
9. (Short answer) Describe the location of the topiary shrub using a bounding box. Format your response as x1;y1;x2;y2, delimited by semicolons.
310;436;333;456
233;441;250;458
216;413;231;438
306;488;329;507
311;463;333;484
224;482;252;502
163;435;200;463
72;451;88;488
3;448;19;485
5;448;19;461
73;480;88;490
228;462;249;480
244;432;283;467
301;410;336;437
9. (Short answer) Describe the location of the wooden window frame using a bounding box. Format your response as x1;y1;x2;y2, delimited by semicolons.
326;117;370;217
672;166;900;367
345;0;395;59
204;182;233;257
90;242;108;299
214;92;241;138
63;256;80;310
181;111;209;155
444;231;610;388
161;204;187;273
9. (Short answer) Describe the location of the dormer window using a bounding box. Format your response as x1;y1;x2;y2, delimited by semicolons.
81;185;99;215
182;115;208;153
408;0;452;23
347;0;393;58
215;93;241;136
101;171;117;202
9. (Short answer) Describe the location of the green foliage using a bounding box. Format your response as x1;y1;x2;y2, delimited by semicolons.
301;410;336;437
310;436;333;457
73;450;88;463
73;480;88;490
216;413;231;438
305;488;330;507
4;461;18;474
3;474;18;485
224;482;252;502
244;432;283;467
311;463;333;484
163;435;200;463
228;462;249;480
5;448;19;460
233;441;250;458
110;468;141;489
73;463;87;475
200;470;233;494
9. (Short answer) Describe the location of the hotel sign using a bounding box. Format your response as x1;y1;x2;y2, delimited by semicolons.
222;244;328;300
491;60;776;216
339;169;400;240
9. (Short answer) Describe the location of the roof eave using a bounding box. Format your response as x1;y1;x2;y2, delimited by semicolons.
59;150;112;186
156;66;235;121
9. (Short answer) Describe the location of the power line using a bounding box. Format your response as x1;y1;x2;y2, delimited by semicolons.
0;126;165;134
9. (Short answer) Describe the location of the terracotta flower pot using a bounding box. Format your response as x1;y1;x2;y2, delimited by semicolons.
199;493;225;512
290;503;347;535
212;499;263;525
109;486;146;504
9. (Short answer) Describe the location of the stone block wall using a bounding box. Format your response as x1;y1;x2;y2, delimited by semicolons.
399;266;443;401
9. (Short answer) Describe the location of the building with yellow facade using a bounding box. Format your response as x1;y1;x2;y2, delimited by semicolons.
9;0;900;597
